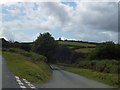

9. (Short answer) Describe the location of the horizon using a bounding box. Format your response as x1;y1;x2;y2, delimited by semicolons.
0;1;118;43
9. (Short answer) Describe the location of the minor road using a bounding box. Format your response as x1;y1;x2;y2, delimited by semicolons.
35;65;111;88
1;55;20;88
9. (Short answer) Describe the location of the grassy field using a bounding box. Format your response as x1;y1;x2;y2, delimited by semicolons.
3;51;52;84
75;48;95;53
58;41;96;47
57;65;119;88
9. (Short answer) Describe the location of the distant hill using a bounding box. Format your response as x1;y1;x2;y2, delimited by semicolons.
0;37;99;54
58;40;99;54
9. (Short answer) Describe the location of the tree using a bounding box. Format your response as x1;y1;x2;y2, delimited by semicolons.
88;41;120;60
33;32;58;63
54;45;73;63
59;37;62;41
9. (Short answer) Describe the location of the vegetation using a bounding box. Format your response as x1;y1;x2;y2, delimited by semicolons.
1;32;119;87
58;41;96;47
3;49;52;84
0;50;1;55
74;60;119;74
88;41;120;60
57;65;119;88
75;48;95;54
32;32;58;63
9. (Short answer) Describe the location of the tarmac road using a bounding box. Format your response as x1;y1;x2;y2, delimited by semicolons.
34;65;112;88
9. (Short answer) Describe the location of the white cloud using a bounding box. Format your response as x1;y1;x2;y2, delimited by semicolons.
0;27;14;41
0;1;118;43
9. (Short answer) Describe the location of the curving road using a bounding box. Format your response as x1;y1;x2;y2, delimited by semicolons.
0;57;112;89
34;66;112;88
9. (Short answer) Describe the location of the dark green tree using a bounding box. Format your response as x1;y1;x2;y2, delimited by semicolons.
88;41;120;60
33;32;58;63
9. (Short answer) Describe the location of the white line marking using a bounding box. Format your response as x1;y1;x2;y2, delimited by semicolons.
31;86;36;89
16;79;21;82
20;86;26;88
23;79;26;80
15;77;36;89
28;83;34;87
25;82;31;84
18;82;24;85
15;76;19;79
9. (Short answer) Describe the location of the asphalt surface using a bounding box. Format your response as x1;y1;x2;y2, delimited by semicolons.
1;55;20;88
35;65;111;88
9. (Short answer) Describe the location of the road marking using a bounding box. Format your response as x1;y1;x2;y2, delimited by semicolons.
15;76;36;89
31;86;36;89
18;82;24;85
20;85;26;88
15;76;19;79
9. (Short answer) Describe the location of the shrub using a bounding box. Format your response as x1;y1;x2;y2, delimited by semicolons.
74;60;119;74
88;41;120;60
8;48;47;62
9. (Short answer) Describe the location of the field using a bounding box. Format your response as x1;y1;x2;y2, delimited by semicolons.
3;49;52;84
58;41;96;47
75;48;95;53
58;41;96;54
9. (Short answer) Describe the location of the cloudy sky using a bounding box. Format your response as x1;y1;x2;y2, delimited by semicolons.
0;0;118;43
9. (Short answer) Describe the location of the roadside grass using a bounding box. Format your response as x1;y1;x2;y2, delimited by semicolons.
57;65;119;88
0;50;1;55
3;51;52;84
58;41;96;47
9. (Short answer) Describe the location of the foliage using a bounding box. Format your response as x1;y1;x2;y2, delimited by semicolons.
54;45;74;63
8;48;47;63
88;41;120;60
3;51;52;84
58;41;96;47
74;60;119;74
33;32;58;63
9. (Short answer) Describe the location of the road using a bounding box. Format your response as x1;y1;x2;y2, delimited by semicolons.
34;65;111;88
1;55;20;88
1;58;112;88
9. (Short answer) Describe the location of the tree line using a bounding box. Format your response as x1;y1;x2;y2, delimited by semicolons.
1;32;120;64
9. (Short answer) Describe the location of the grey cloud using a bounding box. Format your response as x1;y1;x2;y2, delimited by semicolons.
43;2;71;24
80;2;118;32
1;27;14;41
74;29;118;43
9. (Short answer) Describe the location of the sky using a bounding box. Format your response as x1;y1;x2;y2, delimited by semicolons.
0;0;119;43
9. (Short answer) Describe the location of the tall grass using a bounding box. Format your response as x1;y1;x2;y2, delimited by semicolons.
74;60;119;74
3;48;52;83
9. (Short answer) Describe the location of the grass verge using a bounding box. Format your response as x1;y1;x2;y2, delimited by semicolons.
0;50;1;55
57;64;119;88
3;51;52;84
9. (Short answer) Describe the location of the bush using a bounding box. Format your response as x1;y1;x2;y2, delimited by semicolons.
8;48;47;63
88;41;120;60
74;60;119;74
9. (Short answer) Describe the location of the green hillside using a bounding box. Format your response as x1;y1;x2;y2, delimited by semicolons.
58;41;97;54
